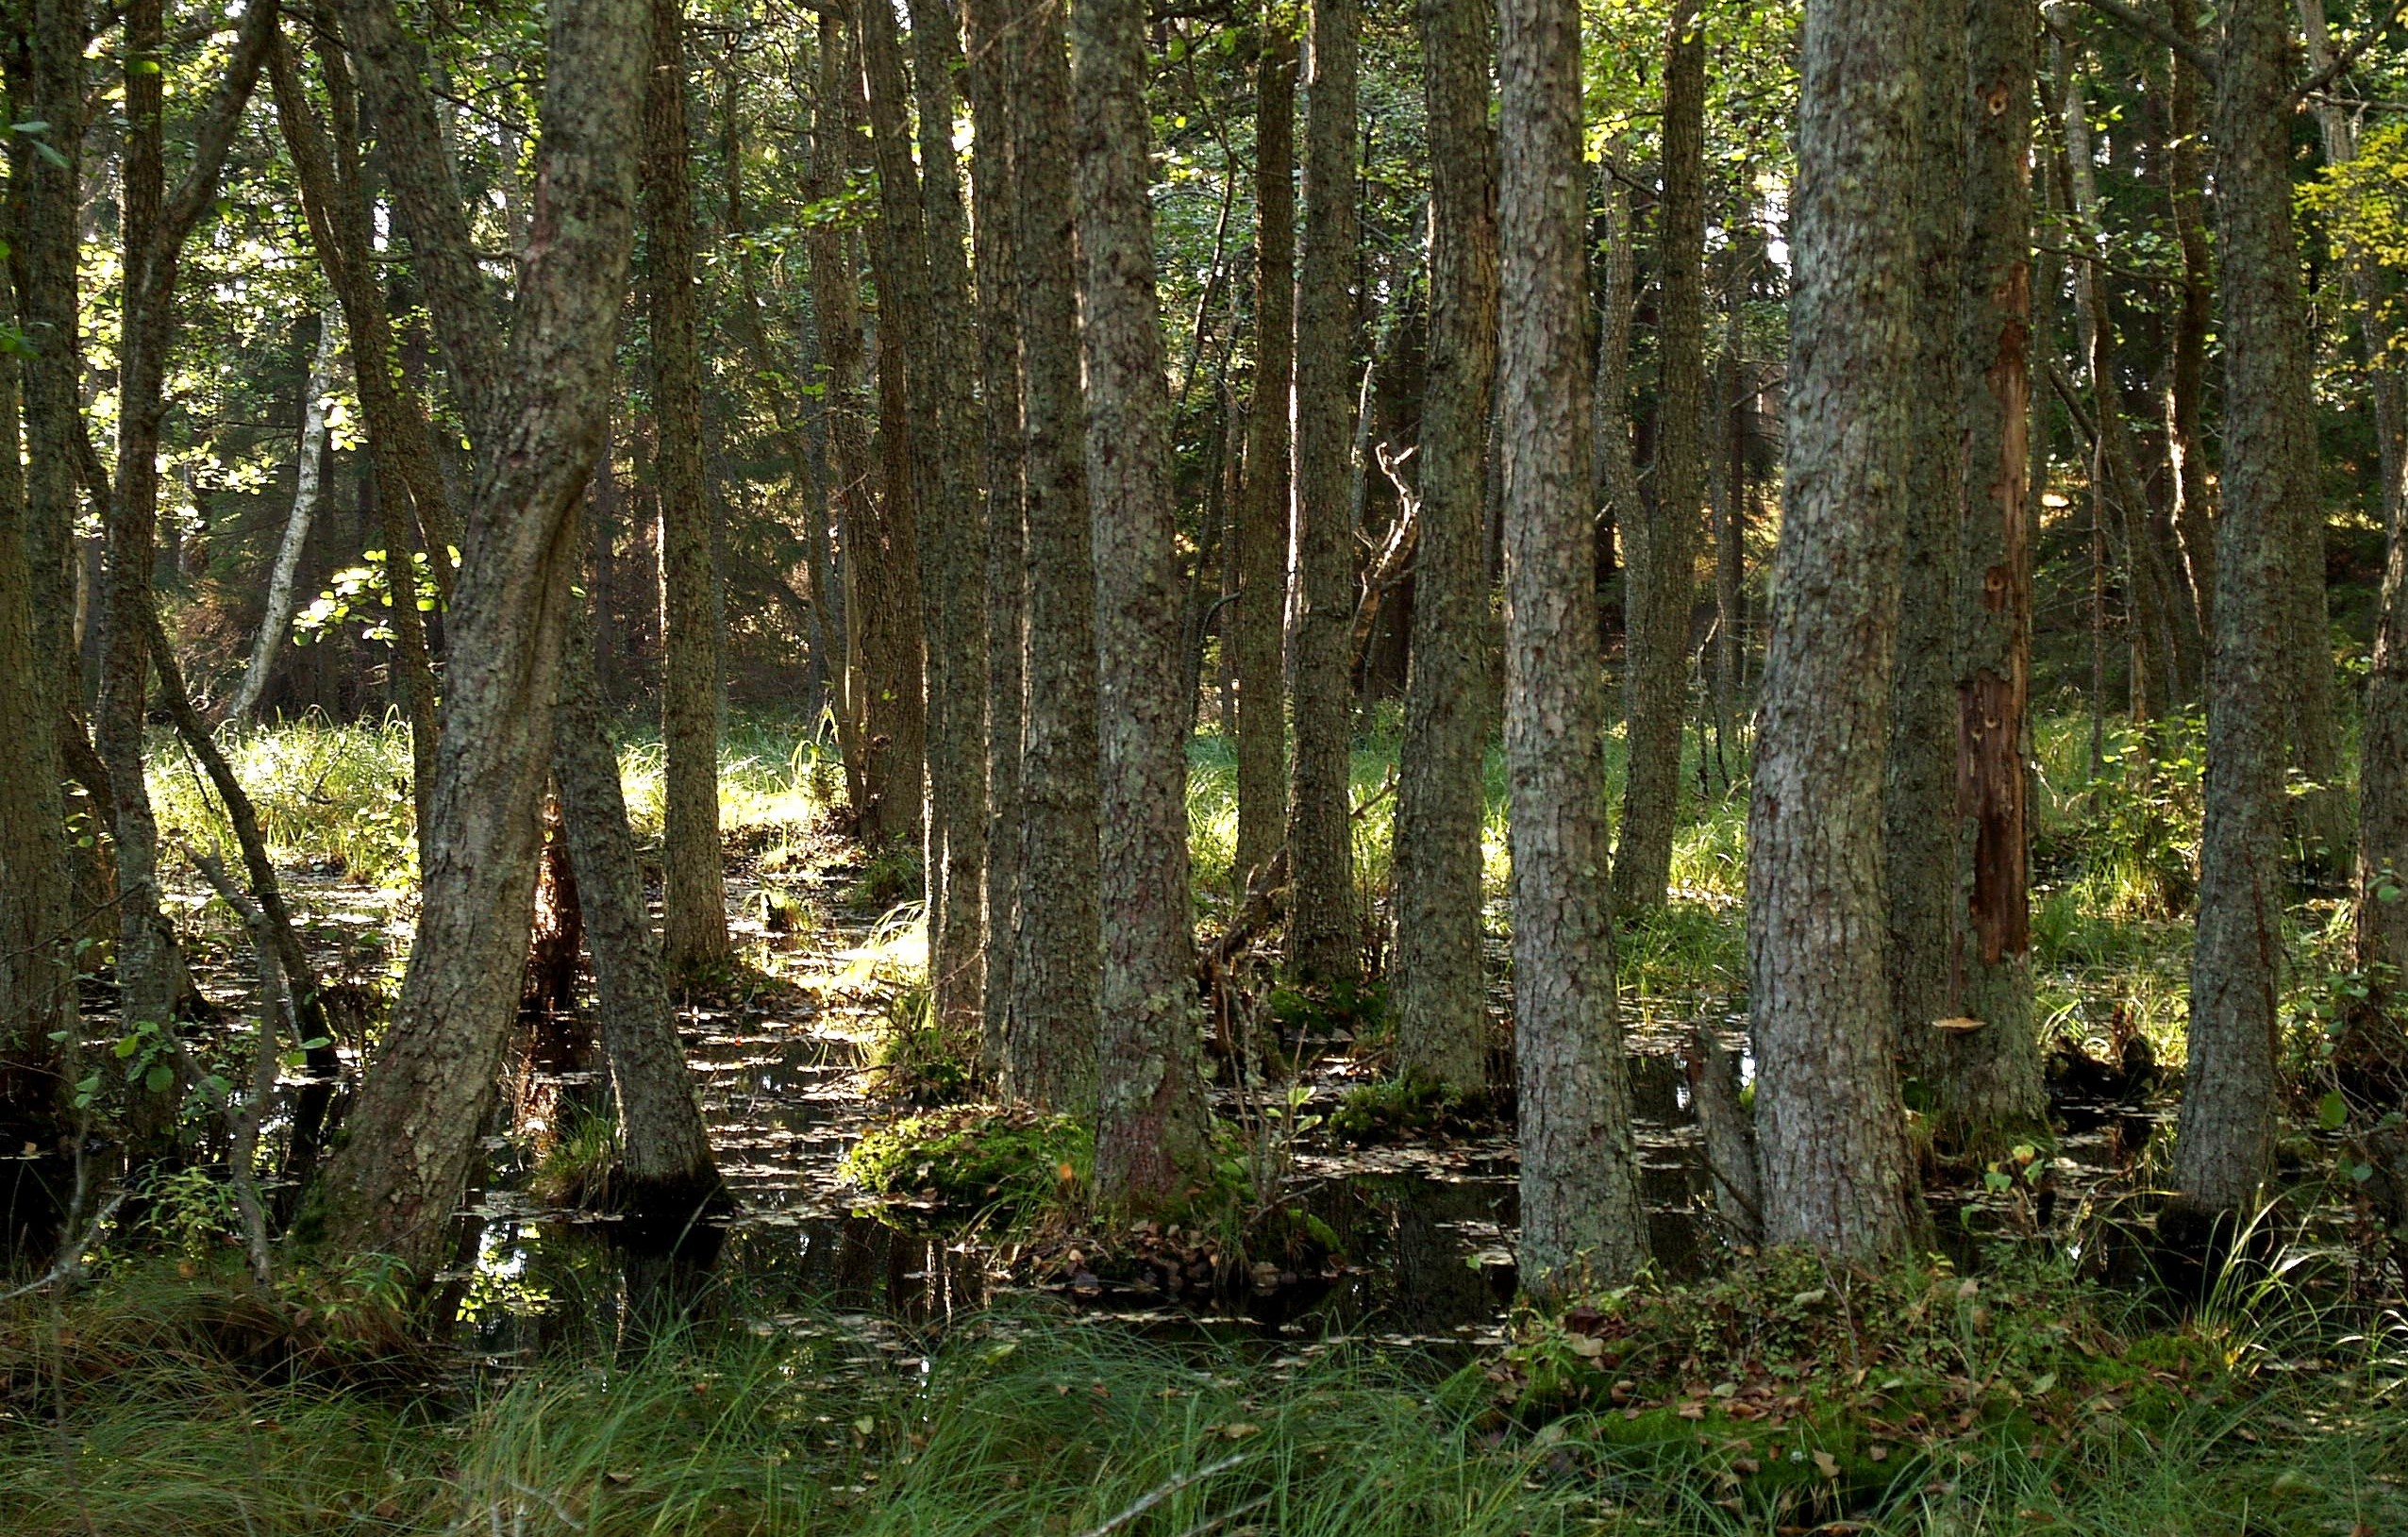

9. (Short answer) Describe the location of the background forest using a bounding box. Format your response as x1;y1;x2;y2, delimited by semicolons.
2;0;2407;1529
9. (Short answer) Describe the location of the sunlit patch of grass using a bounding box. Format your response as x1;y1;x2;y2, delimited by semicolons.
150;714;421;890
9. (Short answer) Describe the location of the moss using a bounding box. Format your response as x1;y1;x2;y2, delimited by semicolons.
843;1106;1092;1220
1328;1076;1489;1144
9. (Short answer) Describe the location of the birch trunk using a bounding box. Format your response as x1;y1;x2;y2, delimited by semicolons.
230;309;343;723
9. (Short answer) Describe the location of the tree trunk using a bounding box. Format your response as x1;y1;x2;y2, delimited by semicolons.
961;0;1027;1083
1497;0;1647;1291
1233;25;1296;891
2162;0;2216;639
1391;0;1497;1097
2359;465;2408;1015
1941;0;2048;1150
551;599;722;1220
2175;0;2299;1219
643;0;731;977
1286;0;1363;987
1747;0;1922;1260
1069;0;1213;1211
1591;158;1640;623
230;309;343;723
1003;0;1102;1113
309;0;647;1278
1613;1;1705;916
906;0;990;1044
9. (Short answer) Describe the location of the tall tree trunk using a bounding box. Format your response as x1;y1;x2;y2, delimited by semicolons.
1003;0;1102;1112
2176;0;2300;1220
1069;0;1213;1211
1711;213;1754;781
1942;0;2048;1148
309;0;647;1278
907;0;990;1044
1591;158;1640;615
1884;0;1965;1101
2359;463;2408;1017
644;0;731;976
551;599;722;1219
1233;22;1296;890
1286;0;1362;987
1747;0;1922;1260
2162;0;2216;638
1613;0;1705;915
1391;0;1497;1097
230;308;343;722
961;0;1026;1082
1497;0;1647;1291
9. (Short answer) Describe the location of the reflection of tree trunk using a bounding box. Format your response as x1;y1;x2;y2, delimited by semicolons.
1497;0;1647;1290
1614;1;1705;916
1393;0;1497;1097
231;309;343;723
1071;0;1214;1211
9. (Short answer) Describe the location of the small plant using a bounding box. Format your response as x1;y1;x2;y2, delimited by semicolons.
1329;1075;1480;1144
843;1106;1092;1219
864;982;979;1104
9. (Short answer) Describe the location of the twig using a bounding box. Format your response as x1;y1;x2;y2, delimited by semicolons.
0;1193;126;1307
2299;4;2406;101
174;841;287;1290
1072;1453;1252;1537
2062;0;2216;75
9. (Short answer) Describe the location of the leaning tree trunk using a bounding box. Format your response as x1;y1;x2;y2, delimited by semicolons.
1497;0;1648;1292
643;0;732;977
1747;0;1923;1260
1285;0;1363;988
1613;0;1705;916
907;0;991;1044
1391;0;1497;1097
2175;0;2301;1220
1940;0;2048;1150
551;599;722;1221
961;0;1027;1080
230;308;343;723
1233;23;1296;892
1883;0;1964;1098
1003;0;1102;1113
309;0;647;1278
1070;0;1213;1211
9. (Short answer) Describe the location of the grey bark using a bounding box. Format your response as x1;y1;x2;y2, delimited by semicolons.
1747;0;1922;1259
1391;0;1497;1097
230;308;343;723
310;0;648;1278
1233;25;1296;891
2175;0;2307;1217
1285;0;1362;986
644;0;732;975
1497;0;1648;1291
1613;0;1705;916
1070;0;1214;1211
1002;0;1102;1112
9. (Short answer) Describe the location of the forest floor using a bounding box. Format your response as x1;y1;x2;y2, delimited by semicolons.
4;710;2404;1533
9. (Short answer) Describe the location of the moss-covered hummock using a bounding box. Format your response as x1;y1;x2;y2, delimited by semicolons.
842;1106;1091;1219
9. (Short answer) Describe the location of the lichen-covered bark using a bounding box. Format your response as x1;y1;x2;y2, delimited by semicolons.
2176;0;2299;1217
310;0;647;1278
1285;0;1362;987
643;0;732;976
960;0;1026;1080
1003;0;1101;1112
1069;0;1212;1211
1497;0;1647;1291
1943;0;2047;1149
1391;0;1497;1096
1233;25;1296;892
1613;0;1704;917
1747;0;1921;1260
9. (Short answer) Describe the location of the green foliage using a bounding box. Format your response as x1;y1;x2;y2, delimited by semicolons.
862;982;978;1106
843;1107;1093;1219
1329;1075;1475;1144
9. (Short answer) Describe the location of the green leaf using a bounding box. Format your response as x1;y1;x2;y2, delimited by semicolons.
143;1063;175;1094
2316;1091;2349;1131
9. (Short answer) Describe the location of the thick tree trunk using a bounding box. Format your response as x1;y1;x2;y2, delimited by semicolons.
961;0;1026;1082
1613;1;1704;916
1391;0;1497;1097
230;309;343;723
1069;0;1213;1211
1497;0;1647;1291
1747;0;1922;1260
1941;0;2048;1149
551;602;722;1218
1233;25;1296;892
1884;0;1965;1097
2175;0;2299;1219
907;0;990;1044
1003;0;1102;1112
643;0;731;976
1285;0;1362;987
309;0;647;1278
